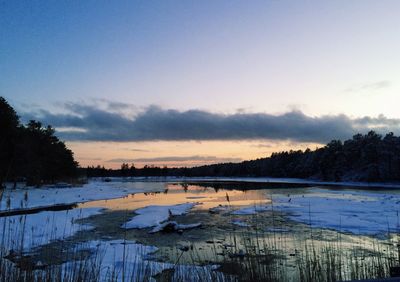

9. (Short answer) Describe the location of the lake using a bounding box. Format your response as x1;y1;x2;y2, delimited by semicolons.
1;178;399;281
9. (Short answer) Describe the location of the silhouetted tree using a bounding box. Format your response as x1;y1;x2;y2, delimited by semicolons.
0;97;78;186
0;97;20;187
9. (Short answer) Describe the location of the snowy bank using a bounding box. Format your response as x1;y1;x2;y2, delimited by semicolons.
0;180;165;212
0;207;103;251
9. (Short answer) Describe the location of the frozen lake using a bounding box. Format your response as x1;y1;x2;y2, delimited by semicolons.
1;178;399;281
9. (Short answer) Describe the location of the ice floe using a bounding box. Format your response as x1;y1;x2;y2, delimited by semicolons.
122;203;197;230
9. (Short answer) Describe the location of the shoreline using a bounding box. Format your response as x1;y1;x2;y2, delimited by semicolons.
90;176;400;189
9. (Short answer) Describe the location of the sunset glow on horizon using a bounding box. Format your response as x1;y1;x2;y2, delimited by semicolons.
67;139;323;169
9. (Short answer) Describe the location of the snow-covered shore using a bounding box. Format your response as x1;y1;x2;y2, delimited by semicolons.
0;180;166;212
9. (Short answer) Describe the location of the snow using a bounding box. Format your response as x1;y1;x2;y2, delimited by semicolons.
68;239;227;281
68;239;160;281
231;205;270;215
270;188;400;235
231;219;249;227
231;187;400;235
122;203;197;230
0;207;103;251
231;202;292;215
0;180;165;212
265;227;290;232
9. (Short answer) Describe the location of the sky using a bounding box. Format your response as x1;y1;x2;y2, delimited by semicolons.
1;0;400;168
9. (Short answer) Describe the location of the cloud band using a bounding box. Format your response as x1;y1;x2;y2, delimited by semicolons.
22;102;400;143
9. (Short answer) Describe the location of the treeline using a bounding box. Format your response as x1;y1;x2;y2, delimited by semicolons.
87;131;400;182
185;131;400;182
85;164;170;178
0;97;78;187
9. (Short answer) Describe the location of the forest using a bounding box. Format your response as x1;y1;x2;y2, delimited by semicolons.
0;97;78;187
87;131;400;183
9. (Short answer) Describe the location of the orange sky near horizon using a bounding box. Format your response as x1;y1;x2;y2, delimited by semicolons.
67;140;322;169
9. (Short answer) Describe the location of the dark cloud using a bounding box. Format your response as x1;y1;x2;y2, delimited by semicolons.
21;102;400;143
107;156;242;163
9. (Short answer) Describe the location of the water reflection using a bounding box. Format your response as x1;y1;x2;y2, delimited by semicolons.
79;183;271;211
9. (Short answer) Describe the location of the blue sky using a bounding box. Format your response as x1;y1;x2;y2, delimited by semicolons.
1;1;400;167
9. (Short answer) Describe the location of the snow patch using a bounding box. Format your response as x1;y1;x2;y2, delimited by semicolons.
232;205;270;215
68;239;226;281
122;203;197;230
232;219;249;227
0;207;103;251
